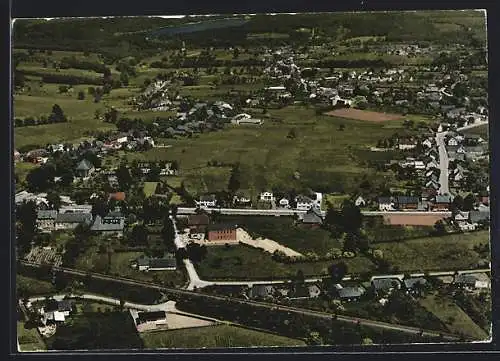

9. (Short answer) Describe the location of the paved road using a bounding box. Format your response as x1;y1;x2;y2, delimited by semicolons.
436;131;450;195
176;207;451;217
19;261;462;341
456;120;488;132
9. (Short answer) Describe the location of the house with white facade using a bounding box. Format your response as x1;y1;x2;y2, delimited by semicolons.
195;194;217;208
378;197;394;211
295;195;315;211
260;192;275;202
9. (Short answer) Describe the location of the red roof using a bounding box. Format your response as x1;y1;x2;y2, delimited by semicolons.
109;192;126;201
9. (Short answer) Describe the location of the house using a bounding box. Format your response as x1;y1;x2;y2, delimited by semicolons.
195;194;217;208
233;192;252;206
131;253;177;272
207;224;237;242
59;204;93;214
453;273;490;289
458;221;477;232
259;192;275;202
134;311;168;332
372;278;401;296
187;214;210;234
279;198;290;208
295;195;315;211
454;211;469;222
109;192;126;202
14;149;21;162
432;194;452;211
447;137;459;146
91;215;125;236
354;196;366;207
249;285;275;299
75;159;95;178
55;212;92;230
378;197;394;211
469;209;490;224
301;207;323;227
403;277;427;295
41;299;74;324
422;139;433;149
338;286;366;302
36;210;58;232
421;188;437;201
308;284;322;298
396;196;419;210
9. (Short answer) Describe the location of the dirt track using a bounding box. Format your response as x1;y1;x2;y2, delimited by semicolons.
326;108;404;122
383;213;448;226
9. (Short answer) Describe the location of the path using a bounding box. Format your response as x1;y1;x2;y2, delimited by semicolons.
236;228;303;257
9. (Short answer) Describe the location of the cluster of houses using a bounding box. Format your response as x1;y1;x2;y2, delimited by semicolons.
25;298;75;327
247;271;490;304
444;130;488;163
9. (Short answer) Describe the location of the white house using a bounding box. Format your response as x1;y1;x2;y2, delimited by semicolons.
458;221;476;232
295;195;315;211
448;137;459;146
260;192;275;202
422;139;433;148
378;197;394;211
195;194;217;208
354;196;366;207
279;198;290;208
414;161;425;170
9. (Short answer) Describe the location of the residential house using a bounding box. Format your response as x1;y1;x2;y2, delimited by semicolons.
422;138;434;149
134;311;168;332
338;286;366;302
14;149;21;162
469;209;490;225
233;192;252;206
454;211;470;222
372;278;401;296
396;196;419;210
403;277;427;295
195;194;217;208
187;214;210;234
109;192;126;202
279;197;290;208
458;221;477;232
378;197;394;211
59;204;93;214
432;194;452;211
453;273;490;290
478;193;489;206
207;224;237;242
36;210;58;232
354;196;366;207
259;192;275;202
295;195;315;211
91;215;125;237
75;159;95;178
308;284;322;298
41;299;74;324
131;253;177;272
249;285;275;299
301;207;323;228
421;188;437;201
55;212;92;230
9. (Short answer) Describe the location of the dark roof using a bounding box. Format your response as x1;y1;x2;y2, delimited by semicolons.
372;278;400;291
55;212;92;224
250;285;275;298
378;197;393;204
396;196;419;204
188;214;210;226
435;195;452;203
207;223;237;232
338;286;365;299
91;215;125;231
469;210;490;223
37;210;58;220
200;194;216;202
454;273;489;285
404;277;427;289
149;254;177;269
302;208;323;224
45;299;73;312
136;311;166;324
76;159;94;171
296;195;314;203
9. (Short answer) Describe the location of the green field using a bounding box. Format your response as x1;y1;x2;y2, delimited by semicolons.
375;231;490;272
419;292;489;340
141;324;306;349
143;182;159;197
75;249;186;287
17;275;56;297
17;322;47;352
462;124;489;140
196;245;376;280
126;105;408;195
218;215;341;254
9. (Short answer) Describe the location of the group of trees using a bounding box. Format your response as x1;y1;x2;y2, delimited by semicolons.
14;104;68;127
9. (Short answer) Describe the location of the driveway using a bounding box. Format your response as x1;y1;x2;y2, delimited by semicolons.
236;228;303;257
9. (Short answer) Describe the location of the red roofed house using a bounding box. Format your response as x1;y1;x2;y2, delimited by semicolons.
109;192;126;201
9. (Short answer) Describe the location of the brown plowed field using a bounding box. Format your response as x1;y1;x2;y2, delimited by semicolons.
326;108;404;122
383;213;448;226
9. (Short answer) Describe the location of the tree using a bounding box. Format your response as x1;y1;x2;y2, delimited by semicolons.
338;124;345;131
233;47;240;59
120;72;129;86
91;197;109;219
46;190;62;211
147;163;161;182
116;165;132;189
49;104;67;123
452;194;464;212
161;217;176;252
287;128;297;139
341;200;363;234
463;193;476;211
26;165;56;192
129;224;148;246
328;262;348;283
433;220;446;236
227;164;241;194
77;91;85;100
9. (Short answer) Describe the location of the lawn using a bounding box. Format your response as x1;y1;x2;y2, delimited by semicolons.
196;245;376;280
75;249;187;288
419;292;489;341
17;275;56;297
15;162;38;185
462;124;489;141
143;182;159;197
217;215;341;254
126;105;408;195
375;231;490;272
141;324;305;349
17;321;47;352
